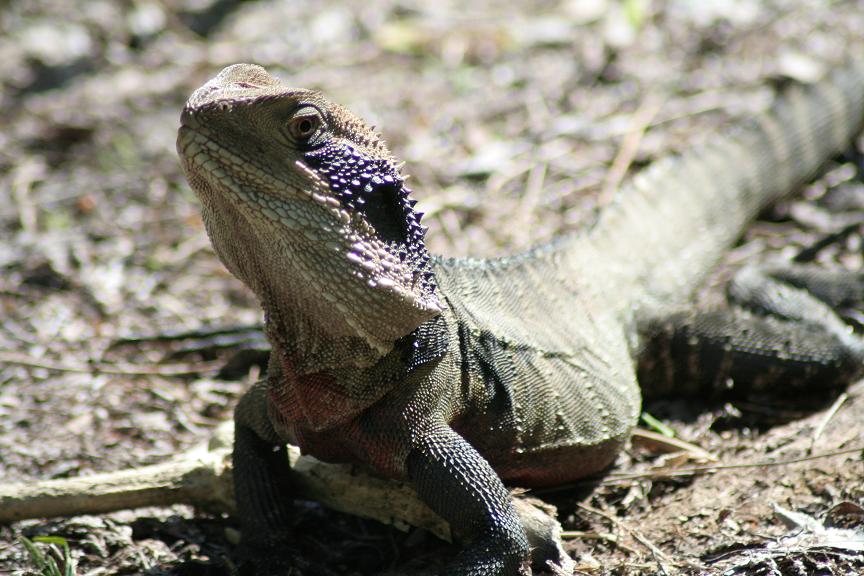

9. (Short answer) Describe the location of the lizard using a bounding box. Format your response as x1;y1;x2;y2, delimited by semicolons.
176;61;864;575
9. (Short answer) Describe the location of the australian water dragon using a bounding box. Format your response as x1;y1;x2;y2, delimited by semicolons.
176;61;864;575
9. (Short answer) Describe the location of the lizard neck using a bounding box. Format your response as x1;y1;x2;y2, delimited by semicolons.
199;191;391;372
261;286;386;374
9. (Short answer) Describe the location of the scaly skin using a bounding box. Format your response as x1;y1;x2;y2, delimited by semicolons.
177;62;864;574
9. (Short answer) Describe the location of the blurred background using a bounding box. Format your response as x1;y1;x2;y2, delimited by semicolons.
1;1;863;574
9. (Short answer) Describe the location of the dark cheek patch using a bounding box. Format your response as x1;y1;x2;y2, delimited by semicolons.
303;142;435;292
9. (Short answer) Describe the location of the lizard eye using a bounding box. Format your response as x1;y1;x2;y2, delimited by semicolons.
285;107;325;147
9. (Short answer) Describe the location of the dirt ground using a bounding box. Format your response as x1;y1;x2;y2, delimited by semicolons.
1;0;863;574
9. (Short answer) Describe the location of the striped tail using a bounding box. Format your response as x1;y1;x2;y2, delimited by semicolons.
584;61;864;312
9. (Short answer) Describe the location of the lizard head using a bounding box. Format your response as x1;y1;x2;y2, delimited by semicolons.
177;64;442;356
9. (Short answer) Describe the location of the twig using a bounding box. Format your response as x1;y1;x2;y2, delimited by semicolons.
114;323;263;344
0;352;222;376
599;93;664;206
631;428;718;462
11;158;45;233
514;162;547;246
600;445;864;484
810;392;848;449
794;221;863;262
577;503;674;575
560;530;640;555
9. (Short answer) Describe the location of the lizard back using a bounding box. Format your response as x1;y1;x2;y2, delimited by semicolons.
431;61;864;483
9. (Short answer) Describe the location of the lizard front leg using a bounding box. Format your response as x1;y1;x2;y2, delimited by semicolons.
407;421;531;576
233;379;297;574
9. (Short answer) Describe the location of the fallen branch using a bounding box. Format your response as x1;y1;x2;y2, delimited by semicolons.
0;352;222;376
599;445;864;484
0;423;233;525
0;422;570;569
0;423;446;535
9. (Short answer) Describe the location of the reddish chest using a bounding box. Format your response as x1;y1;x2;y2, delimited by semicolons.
265;358;405;477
